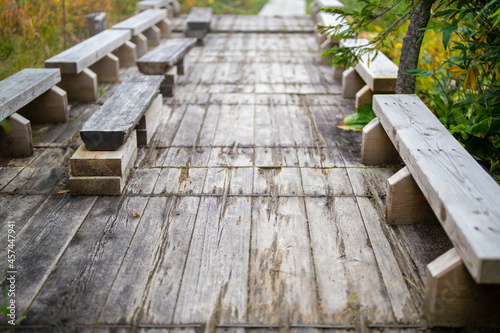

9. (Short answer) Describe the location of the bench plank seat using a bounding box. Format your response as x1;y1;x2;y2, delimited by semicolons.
80;75;164;151
136;38;197;74
186;7;212;31
0;68;61;121
355;52;398;93
137;0;168;11
315;0;344;8
45;30;131;74
112;9;167;36
373;94;500;284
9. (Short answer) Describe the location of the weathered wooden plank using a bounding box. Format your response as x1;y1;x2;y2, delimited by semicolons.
112;9;167;36
1;167;66;194
0;113;33;157
249;197;319;324
186;7;213;31
0;166;24;190
373;94;500;283
81;75;163;151
45;30;132;74
0;194;97;319
30;147;72;168
22;196;147;326
0;68;61;121
136;38;197;75
355;53;398;93
137;0;168;12
300;167;353;195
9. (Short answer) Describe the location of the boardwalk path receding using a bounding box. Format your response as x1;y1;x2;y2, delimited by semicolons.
0;13;452;332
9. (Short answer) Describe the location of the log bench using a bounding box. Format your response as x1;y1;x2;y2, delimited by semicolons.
185;7;212;44
136;37;197;96
112;9;171;58
45;30;135;102
0;68;68;157
70;75;164;195
310;0;344;24
362;94;500;327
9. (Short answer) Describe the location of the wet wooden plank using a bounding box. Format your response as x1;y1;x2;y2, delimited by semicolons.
2;167;67;194
125;168;161;194
0;166;24;190
23;196;148;326
0;194;97;318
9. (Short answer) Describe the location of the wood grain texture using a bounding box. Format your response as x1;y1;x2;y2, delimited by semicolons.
373;94;500;283
112;9;167;35
0;113;33;158
136;38;197;75
45;29;131;74
0;68;61;121
355;52;398;93
81;75;163;151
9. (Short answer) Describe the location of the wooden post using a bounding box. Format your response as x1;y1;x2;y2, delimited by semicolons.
143;25;161;46
165;4;174;19
342;68;365;98
132;33;148;58
386;167;437;225
424;248;500;327
361;118;399;165
18;86;68;123
58;68;98;102
112;41;137;68
0;113;33;158
136;94;163;146
89;53;120;82
156;18;171;38
355;85;373;108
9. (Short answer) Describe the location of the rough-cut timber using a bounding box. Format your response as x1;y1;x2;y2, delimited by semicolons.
186;7;212;31
0;68;62;121
356;52;398;93
373;94;500;284
80;75;164;151
136;38;196;75
112;9;167;36
45;30;131;74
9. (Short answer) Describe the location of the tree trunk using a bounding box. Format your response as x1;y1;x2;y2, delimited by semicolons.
395;0;434;94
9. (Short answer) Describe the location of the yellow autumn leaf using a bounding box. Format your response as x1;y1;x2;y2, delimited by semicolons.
133;212;140;217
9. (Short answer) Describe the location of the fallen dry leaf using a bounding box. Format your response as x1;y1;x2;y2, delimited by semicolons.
58;190;70;194
184;178;191;181
133;212;140;217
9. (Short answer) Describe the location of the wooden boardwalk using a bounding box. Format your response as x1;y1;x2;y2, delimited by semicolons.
0;15;452;332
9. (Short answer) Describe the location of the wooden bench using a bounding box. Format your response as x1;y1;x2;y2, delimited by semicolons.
137;0;181;18
362;94;500;327
310;0;344;23
112;9;170;58
136;37;197;96
185;7;212;44
70;75;164;195
45;30;135;102
316;12;349;65
0;68;68;157
85;12;107;36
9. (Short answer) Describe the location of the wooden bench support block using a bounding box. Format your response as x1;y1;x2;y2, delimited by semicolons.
386;167;437;225
89;53;120;82
170;0;181;16
361;118;399;165
18;86;68;123
0;113;33;158
316;32;327;46
176;59;185;75
112;41;137;68
185;29;208;45
333;65;345;80
132;33;148;58
355;85;374;108
424;248;500;327
58;68;98;102
342;68;365;98
136;94;163;146
156;18;171;38
144;25;161;46
160;66;177;97
71;130;138;177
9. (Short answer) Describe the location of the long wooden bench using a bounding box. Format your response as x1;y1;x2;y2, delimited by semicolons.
0;68;68;157
137;0;181;18
185;7;212;44
316;12;349;65
310;0;344;23
70;75;164;195
362;94;500;327
45;30;135;102
136;37;197;96
112;9;170;58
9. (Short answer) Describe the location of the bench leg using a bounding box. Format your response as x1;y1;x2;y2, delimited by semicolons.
171;0;181;16
112;41;137;68
361;118;399;165
132;33;148;58
156;18;171;38
144;25;161;47
0;113;33;158
333;65;345;80
319;39;335;65
58;68;98;102
386;166;437;225
342;68;365;98
424;248;500;327
158;66;177;97
355;85;374;108
315;32;327;46
18;86;69;123
165;4;174;19
176;59;186;75
136;94;163;146
89;53;120;82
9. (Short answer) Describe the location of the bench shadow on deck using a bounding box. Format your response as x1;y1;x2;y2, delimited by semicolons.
0;15;453;332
